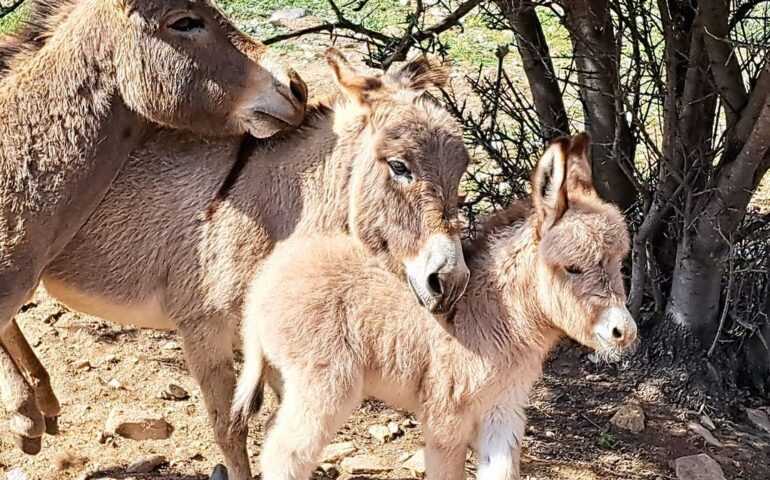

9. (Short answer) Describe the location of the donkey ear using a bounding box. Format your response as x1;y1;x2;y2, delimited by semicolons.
566;132;595;196
325;48;383;106
388;56;450;93
532;138;569;234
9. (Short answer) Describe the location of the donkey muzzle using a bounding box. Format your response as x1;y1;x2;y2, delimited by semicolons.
406;234;470;314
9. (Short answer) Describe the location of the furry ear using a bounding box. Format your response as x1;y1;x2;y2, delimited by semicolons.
387;56;450;93
325;48;383;106
532;137;569;235
566;132;595;196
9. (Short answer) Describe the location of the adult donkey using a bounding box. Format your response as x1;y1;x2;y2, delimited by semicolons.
0;0;306;458
13;50;471;479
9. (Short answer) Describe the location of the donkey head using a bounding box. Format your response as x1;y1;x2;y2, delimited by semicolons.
531;134;637;360
102;0;307;137
326;49;470;314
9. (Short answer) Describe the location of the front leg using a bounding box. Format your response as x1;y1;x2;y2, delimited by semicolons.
423;413;472;480
474;388;529;480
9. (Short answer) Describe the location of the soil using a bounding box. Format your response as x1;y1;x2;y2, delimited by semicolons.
2;23;770;480
1;290;769;480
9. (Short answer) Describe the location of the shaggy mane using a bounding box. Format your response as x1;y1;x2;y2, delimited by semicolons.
0;0;78;75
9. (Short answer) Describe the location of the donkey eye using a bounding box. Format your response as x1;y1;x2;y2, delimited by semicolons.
565;265;584;275
169;16;205;32
388;160;412;180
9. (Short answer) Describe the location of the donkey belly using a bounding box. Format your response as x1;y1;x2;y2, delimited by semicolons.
42;277;175;330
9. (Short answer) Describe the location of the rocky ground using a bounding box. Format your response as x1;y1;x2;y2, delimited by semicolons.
1;290;769;480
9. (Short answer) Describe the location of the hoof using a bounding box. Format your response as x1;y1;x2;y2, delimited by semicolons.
44;416;59;435
15;435;42;455
209;464;229;480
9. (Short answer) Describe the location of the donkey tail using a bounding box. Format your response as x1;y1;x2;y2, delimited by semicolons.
230;341;266;434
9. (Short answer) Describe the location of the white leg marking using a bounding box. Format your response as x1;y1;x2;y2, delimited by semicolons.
476;387;529;480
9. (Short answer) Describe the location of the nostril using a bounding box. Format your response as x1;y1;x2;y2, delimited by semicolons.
427;273;443;296
289;78;307;104
612;327;623;339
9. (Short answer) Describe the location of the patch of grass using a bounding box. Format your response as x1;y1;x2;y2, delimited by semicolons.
0;4;28;35
595;432;620;450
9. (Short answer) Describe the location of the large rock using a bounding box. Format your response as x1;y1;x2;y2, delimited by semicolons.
369;424;394;444
610;404;645;434
675;454;726;480
319;441;357;463
746;408;770;434
402;450;426;476
340;455;391;475
104;408;173;440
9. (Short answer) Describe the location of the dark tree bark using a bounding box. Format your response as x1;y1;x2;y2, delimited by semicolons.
561;0;637;210
495;0;570;140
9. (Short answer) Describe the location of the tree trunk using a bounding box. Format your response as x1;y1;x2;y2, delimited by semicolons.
562;0;637;210
496;0;570;140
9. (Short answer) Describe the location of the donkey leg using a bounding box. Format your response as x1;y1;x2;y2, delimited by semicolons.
474;389;528;480
423;414;471;480
0;265;46;454
3;320;60;434
260;372;362;480
178;319;252;480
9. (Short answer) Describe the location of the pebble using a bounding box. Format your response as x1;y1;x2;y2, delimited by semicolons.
268;8;308;26
126;454;166;473
159;383;190;401
688;421;723;447
387;421;402;436
319;463;339;477
585;374;602;381
104;407;173;440
72;359;92;370
368;424;394;444
401;418;418;428
340;455;391;475
319;441;356;463
700;414;716;431
108;378;123;390
611;404;645;434
162;341;181;351
674;454;726;480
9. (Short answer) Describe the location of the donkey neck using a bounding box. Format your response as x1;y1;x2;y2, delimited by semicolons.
451;221;561;368
0;6;147;248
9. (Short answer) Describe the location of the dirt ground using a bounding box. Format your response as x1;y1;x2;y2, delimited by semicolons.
2;20;770;480
2;290;769;480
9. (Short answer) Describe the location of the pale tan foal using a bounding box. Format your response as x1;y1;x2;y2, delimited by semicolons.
0;0;306;457
29;50;471;479
233;134;638;480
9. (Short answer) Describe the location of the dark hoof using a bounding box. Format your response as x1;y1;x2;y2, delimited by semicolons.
209;464;229;480
15;434;42;455
44;416;59;435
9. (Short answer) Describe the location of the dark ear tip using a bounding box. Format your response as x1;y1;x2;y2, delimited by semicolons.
569;132;591;154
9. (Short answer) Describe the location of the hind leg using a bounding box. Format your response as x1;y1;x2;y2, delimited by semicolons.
3;320;60;434
260;369;362;480
0;265;46;454
178;317;252;480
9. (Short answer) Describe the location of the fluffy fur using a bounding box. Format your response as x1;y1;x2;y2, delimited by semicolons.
233;134;638;480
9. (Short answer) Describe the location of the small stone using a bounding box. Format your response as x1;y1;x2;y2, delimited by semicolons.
675;454;726;480
688;421;723;447
104;354;119;364
746;408;770;434
162;341;181;351
611;404;645;434
585;374;602;381
403;449;426;476
73;359;92;370
700;414;716;431
545;430;555;438
7;468;31;480
209;464;228;480
340;455;391;475
387;421;402;436
105;407;173;440
126;455;166;473
268;8;308;25
586;353;599;364
319;441;356;463
159;383;190;401
369;424;394;444
401;418;418;428
108;378;123;390
319;463;339;477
